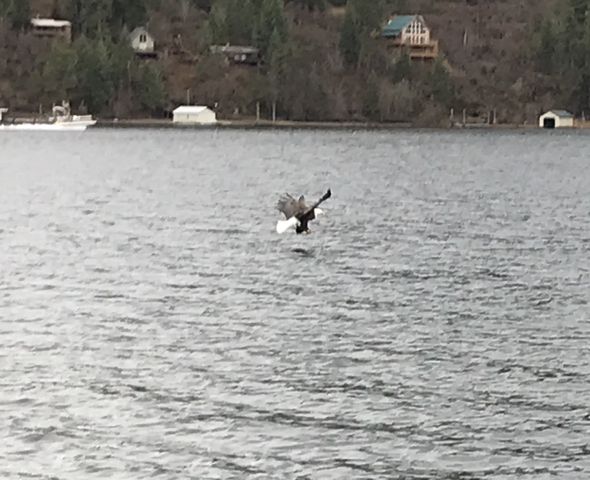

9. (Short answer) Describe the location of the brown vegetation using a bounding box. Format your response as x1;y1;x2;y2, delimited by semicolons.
0;0;569;125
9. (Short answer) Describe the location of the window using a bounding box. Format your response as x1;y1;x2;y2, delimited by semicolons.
139;34;147;43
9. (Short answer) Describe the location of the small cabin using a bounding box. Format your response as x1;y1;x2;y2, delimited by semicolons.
31;18;72;43
209;45;260;65
129;27;156;57
381;14;439;60
173;106;217;125
539;110;574;129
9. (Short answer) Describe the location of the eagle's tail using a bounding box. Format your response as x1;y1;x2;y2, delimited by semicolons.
276;216;300;234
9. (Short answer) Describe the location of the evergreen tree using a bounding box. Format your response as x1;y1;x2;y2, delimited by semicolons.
7;0;31;31
135;63;166;113
268;27;290;104
208;0;228;44
537;20;555;74
393;52;411;82
569;0;590;25
0;0;11;17
430;58;453;107
570;16;590;112
256;0;287;57
532;0;590;113
225;0;255;45
288;0;325;11
42;42;78;103
112;0;148;31
108;38;134;90
66;0;113;38
51;0;63;18
192;0;213;11
65;0;83;34
349;0;383;34
339;4;360;67
560;8;585;71
362;73;380;120
75;37;114;113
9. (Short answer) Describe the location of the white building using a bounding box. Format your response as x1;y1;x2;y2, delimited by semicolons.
31;18;72;42
129;27;156;56
209;45;260;65
0;107;7;122
539;110;575;128
173;106;217;125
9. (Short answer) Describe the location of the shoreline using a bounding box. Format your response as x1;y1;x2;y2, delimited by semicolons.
3;115;582;131
94;118;536;131
97;118;415;130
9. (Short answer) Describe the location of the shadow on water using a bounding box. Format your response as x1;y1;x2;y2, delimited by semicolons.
291;247;314;257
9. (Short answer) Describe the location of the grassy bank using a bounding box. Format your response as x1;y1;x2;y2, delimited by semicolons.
95;118;414;130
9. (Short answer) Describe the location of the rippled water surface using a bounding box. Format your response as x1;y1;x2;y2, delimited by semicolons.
1;128;589;479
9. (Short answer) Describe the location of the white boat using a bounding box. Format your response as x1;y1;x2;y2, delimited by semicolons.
0;102;96;131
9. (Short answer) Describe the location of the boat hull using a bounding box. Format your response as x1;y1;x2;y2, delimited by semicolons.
0;120;96;131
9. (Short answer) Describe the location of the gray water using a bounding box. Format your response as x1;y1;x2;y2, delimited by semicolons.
0;128;589;479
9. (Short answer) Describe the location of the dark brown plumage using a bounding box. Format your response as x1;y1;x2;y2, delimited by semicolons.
276;189;331;234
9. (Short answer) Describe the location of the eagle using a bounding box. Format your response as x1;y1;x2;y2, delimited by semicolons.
276;189;332;234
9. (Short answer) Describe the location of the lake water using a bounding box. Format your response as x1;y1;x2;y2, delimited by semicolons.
0;128;589;479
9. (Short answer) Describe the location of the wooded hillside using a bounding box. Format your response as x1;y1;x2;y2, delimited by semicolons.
0;0;582;125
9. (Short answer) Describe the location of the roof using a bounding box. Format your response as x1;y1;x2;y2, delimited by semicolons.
382;15;418;37
173;106;211;114
210;45;259;55
129;27;153;39
31;18;71;28
544;110;574;118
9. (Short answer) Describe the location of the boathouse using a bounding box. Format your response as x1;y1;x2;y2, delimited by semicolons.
173;106;217;125
539;110;575;128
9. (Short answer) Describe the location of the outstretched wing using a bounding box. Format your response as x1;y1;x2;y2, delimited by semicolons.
302;188;331;220
277;193;305;219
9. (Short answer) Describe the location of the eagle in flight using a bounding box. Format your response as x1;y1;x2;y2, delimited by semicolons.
276;189;332;234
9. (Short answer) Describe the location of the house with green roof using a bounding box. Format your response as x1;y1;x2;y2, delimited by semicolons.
381;15;438;60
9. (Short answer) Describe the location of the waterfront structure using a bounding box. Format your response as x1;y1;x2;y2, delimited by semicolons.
539;110;574;128
173;106;217;125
